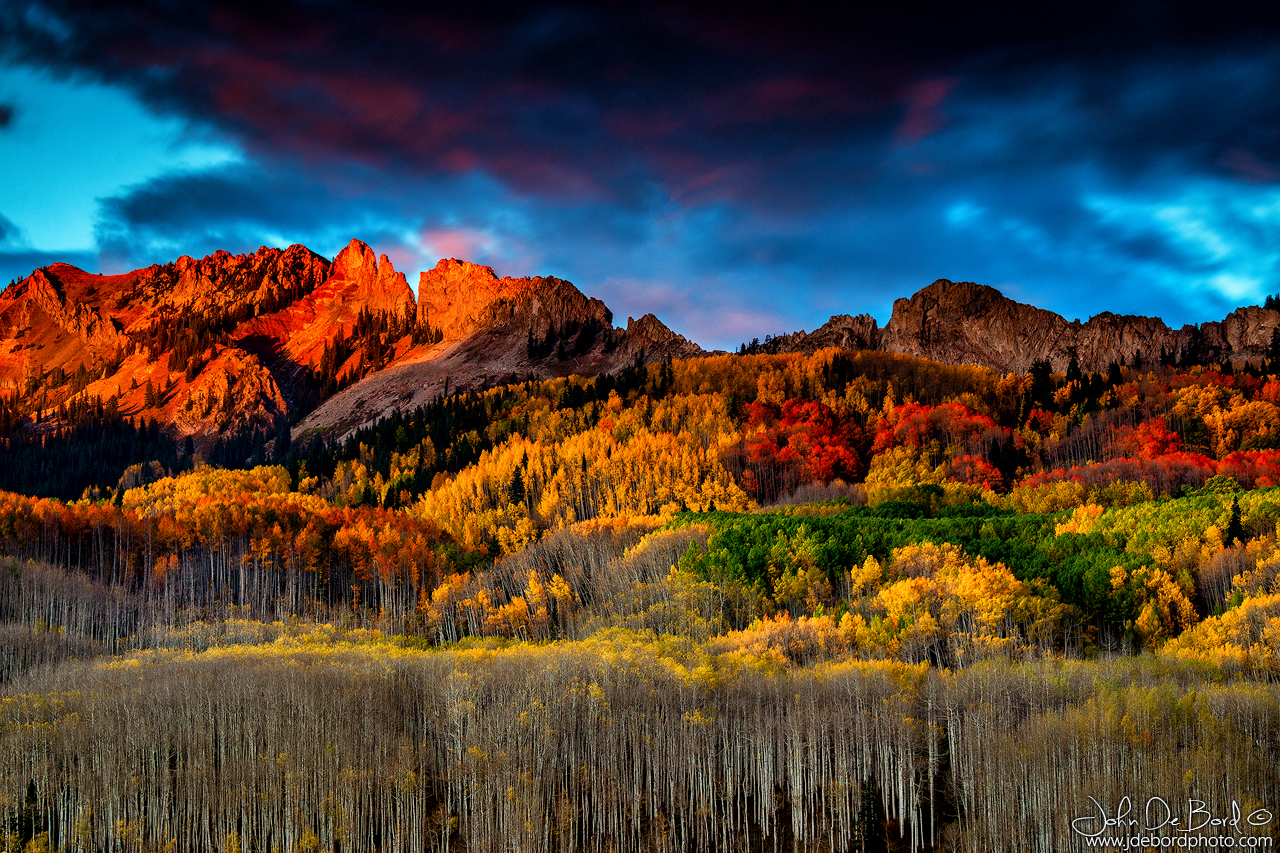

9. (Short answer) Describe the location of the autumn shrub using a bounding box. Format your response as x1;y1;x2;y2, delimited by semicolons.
707;613;846;664
1163;592;1280;674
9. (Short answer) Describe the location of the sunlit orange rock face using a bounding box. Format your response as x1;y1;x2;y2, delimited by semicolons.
0;239;705;445
239;238;415;369
294;260;707;441
417;258;543;340
0;241;371;442
0;244;328;394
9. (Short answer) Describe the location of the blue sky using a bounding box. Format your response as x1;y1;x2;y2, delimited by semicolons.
3;3;1280;349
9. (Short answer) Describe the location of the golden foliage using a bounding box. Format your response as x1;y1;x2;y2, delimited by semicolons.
414;393;751;554
1164;592;1280;673
122;465;294;516
868;542;1075;662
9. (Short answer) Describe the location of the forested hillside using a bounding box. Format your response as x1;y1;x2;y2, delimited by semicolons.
4;339;1280;851
0;243;705;501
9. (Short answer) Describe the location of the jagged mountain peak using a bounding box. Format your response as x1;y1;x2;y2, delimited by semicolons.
323;240;413;312
418;257;541;341
622;313;703;360
0;240;708;450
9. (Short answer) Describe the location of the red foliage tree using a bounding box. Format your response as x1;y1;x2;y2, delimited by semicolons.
1219;449;1280;489
1114;418;1183;460
741;399;863;502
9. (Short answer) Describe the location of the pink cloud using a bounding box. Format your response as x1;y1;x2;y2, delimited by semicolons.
1220;148;1280;183
603;276;784;347
420;227;494;261
896;77;957;144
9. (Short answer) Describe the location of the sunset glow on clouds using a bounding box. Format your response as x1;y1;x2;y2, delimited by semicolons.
3;3;1280;347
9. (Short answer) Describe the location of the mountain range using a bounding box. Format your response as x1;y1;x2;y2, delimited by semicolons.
3;239;1278;455
0;239;700;449
775;279;1280;374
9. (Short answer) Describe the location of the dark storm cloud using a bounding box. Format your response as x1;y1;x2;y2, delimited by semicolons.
94;164;352;261
0;249;97;287
10;2;1278;206
7;1;1280;345
0;2;908;203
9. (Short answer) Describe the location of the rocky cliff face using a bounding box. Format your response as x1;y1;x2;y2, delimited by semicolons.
162;244;332;315
880;280;1079;373
827;279;1280;374
240;239;416;370
771;314;881;354
900;281;1280;372
295;271;706;441
10;267;125;349
0;242;345;445
619;314;705;361
1199;306;1280;364
0;241;706;448
417;258;540;340
417;259;631;350
325;240;416;316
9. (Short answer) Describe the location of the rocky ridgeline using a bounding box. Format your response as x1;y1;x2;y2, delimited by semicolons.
290;256;703;440
0;240;704;444
9;240;1273;449
778;279;1280;374
416;257;699;359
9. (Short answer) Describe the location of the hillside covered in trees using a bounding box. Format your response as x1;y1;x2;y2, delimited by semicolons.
4;332;1280;850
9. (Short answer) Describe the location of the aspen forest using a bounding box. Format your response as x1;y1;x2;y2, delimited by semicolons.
4;348;1280;851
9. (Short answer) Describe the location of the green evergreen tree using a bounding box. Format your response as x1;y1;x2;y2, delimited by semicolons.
1226;497;1244;547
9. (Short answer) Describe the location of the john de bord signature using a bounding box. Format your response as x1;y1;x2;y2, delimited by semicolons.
1072;797;1274;838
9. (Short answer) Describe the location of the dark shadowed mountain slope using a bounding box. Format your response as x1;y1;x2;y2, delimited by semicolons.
776;279;1280;374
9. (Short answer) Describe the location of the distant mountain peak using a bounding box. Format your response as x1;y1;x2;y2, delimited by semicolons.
773;278;1280;374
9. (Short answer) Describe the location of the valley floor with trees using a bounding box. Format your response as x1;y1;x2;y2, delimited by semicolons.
3;347;1280;851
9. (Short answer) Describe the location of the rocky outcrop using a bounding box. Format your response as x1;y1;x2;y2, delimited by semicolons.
237;240;416;371
879;279;1280;373
325;240;415;316
418;259;631;348
771;314;882;354
881;280;1080;373
160;244;332;316
170;348;288;440
486;276;613;336
2;267;124;349
416;259;702;360
418;259;539;340
0;244;344;444
1200;306;1280;364
294;272;705;441
619;314;704;361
